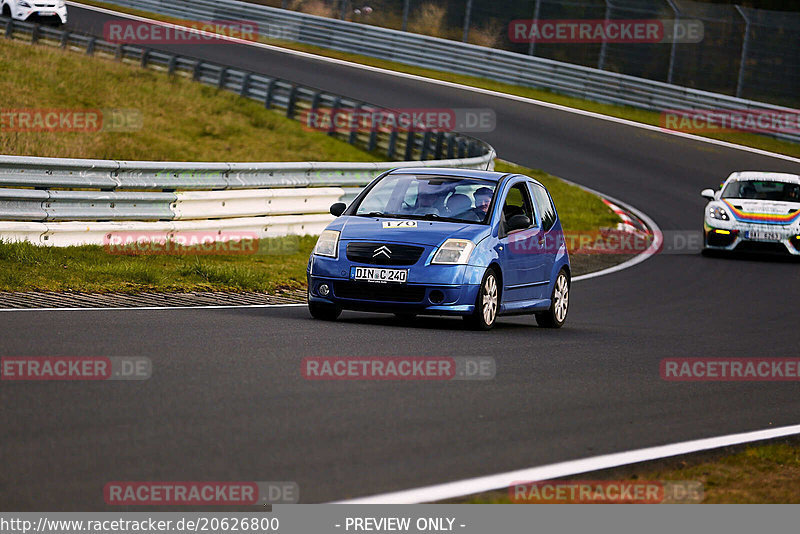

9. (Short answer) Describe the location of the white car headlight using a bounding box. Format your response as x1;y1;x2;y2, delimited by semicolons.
313;230;340;258
432;239;475;265
57;0;66;7
708;206;729;221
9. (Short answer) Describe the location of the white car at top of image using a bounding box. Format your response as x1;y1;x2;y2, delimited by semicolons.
702;171;800;255
1;0;67;25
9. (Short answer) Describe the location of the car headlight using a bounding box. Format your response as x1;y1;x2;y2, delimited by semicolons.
432;239;475;265
19;1;32;7
708;206;729;221
57;0;65;7
313;230;340;258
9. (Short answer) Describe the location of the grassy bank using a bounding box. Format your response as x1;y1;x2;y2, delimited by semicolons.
0;37;380;162
79;0;800;158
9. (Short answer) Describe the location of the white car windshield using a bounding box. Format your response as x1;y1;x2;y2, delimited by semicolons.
354;175;497;223
721;180;800;202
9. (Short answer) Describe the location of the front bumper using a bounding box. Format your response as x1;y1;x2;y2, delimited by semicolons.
307;254;485;315
17;5;67;24
704;222;800;255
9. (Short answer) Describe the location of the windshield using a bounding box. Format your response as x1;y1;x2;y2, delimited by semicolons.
353;174;497;223
722;180;800;202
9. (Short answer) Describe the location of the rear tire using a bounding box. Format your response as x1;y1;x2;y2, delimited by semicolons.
464;268;500;331
536;269;569;328
308;301;341;321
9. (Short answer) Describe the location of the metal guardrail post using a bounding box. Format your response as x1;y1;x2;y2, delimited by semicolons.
167;54;177;75
367;127;378;152
310;91;322;111
141;48;149;68
420;131;433;160
735;6;751;99
446;134;455;159
328;97;341;136
265;79;276;109
403;129;415;160
348;103;361;144
527;0;542;56
401;0;410;32
462;0;473;43
387;128;398;159
4;19;12;39
86;36;96;55
457;139;466;159
286;85;298;118
240;72;251;96
597;0;611;71
31;24;39;44
665;0;679;85
115;43;122;60
339;0;347;20
60;31;69;49
217;67;227;89
434;132;444;160
192;60;202;81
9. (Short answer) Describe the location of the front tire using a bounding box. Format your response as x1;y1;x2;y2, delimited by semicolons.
308;301;341;321
536;269;569;328
464;268;500;331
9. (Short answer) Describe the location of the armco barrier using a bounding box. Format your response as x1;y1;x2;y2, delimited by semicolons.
0;16;495;246
65;0;800;144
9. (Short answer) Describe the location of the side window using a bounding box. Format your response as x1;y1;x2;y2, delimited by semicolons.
531;184;557;232
501;182;535;234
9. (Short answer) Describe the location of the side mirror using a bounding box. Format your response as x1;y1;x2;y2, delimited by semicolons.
507;213;531;232
330;202;346;217
701;189;716;201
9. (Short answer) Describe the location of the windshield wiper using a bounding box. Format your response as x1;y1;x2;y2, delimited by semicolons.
357;211;392;218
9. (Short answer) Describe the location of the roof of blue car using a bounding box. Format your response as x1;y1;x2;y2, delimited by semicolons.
388;167;508;182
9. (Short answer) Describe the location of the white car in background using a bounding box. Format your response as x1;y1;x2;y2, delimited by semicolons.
702;171;800;255
1;0;67;25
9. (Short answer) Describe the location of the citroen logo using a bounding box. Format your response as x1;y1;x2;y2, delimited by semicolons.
373;245;392;258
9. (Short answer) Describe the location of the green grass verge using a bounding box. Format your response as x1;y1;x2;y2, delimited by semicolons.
0;37;380;162
453;442;800;503
79;0;800;158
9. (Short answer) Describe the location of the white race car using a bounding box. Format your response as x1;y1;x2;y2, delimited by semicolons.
1;0;67;25
702;171;800;255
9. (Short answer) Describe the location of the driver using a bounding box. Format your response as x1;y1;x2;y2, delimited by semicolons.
471;187;493;219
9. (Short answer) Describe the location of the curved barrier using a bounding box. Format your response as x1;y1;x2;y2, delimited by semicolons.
58;0;800;144
0;16;495;246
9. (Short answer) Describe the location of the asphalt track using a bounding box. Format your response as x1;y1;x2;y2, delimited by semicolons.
1;5;800;509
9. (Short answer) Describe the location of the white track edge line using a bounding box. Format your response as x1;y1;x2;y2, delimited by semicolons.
333;423;800;503
68;1;800;164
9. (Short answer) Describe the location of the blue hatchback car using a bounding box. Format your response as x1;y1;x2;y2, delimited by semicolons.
307;168;570;329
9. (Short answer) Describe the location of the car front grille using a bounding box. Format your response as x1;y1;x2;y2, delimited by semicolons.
333;281;426;302
346;242;424;266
